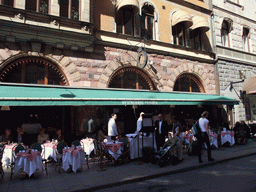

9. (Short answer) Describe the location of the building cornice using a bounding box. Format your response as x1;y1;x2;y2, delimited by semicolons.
0;20;95;52
95;30;216;64
217;45;256;66
166;0;213;15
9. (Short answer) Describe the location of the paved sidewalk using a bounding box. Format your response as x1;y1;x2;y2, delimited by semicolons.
1;141;256;192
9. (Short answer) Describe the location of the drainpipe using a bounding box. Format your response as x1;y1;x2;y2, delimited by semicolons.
211;10;220;95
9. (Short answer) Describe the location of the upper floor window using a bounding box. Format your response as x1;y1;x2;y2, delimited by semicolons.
173;24;187;46
1;0;13;6
116;6;135;36
171;10;192;47
141;4;155;40
221;20;230;47
190;28;203;50
26;0;49;14
59;0;79;20
242;27;250;52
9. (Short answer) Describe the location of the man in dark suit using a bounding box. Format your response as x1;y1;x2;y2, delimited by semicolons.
155;114;169;150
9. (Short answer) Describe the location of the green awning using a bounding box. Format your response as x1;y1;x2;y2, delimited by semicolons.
0;83;239;106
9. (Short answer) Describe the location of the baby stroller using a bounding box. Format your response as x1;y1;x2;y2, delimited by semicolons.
151;138;179;167
236;128;247;145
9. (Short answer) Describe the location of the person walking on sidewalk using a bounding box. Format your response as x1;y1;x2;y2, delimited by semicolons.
197;111;214;163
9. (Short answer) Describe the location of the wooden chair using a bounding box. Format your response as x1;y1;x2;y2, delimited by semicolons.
31;143;48;175
10;144;25;180
55;141;67;173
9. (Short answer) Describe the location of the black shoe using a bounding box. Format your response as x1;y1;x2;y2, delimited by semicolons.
208;158;215;162
199;160;203;163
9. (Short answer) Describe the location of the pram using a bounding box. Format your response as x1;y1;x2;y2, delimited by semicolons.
236;129;247;145
151;138;179;167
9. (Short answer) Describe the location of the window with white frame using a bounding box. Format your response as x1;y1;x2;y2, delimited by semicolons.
242;27;250;52
59;0;79;20
221;20;230;47
26;0;49;14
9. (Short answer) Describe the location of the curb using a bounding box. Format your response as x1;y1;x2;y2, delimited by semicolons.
74;152;256;192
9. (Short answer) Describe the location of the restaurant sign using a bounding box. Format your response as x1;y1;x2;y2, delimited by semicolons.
122;101;158;105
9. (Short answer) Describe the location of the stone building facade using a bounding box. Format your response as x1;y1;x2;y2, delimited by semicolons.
212;0;256;123
0;0;238;134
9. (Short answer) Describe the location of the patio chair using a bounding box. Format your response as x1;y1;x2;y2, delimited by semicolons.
10;144;24;180
31;143;48;175
55;141;67;173
118;137;130;164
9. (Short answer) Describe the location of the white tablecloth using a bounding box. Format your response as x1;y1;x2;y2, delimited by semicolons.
205;132;218;149
1;144;16;166
81;138;95;155
14;153;42;177
41;143;57;162
221;131;235;146
126;133;156;159
103;141;123;160
62;147;85;173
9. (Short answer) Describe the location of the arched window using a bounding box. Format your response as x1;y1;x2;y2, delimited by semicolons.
242;27;250;52
0;57;68;85
116;6;135;36
26;0;49;14
221;20;230;47
108;67;155;90
173;74;204;93
141;4;155;40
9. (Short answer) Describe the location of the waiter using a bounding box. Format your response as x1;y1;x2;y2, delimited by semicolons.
155;114;169;150
108;113;119;141
135;112;145;134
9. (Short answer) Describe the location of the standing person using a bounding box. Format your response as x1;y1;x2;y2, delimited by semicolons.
155;114;169;151
135;112;145;134
108;113;119;141
197;111;214;163
15;127;24;144
172;117;184;163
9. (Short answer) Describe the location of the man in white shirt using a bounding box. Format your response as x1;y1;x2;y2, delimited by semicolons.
197;111;214;163
135;112;145;134
108;113;119;140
